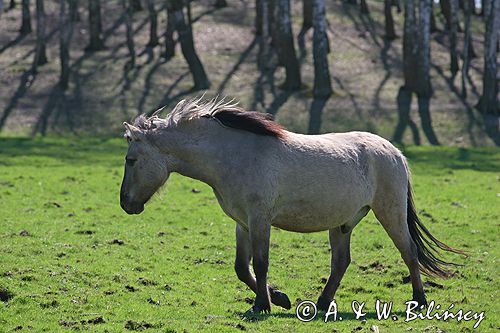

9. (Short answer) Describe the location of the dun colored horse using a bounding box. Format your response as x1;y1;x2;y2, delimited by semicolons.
120;97;462;314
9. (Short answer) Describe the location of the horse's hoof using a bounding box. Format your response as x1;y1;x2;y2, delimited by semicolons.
316;295;333;312
270;289;291;310
413;292;428;309
249;295;271;314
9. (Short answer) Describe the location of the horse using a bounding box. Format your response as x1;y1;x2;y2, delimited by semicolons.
120;97;462;314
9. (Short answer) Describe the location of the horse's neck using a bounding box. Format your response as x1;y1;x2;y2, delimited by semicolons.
160;122;244;188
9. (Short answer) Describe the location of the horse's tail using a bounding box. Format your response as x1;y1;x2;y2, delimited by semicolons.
407;181;465;278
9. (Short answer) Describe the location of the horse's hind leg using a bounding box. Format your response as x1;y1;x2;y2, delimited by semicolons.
234;225;291;310
372;202;427;306
317;227;352;311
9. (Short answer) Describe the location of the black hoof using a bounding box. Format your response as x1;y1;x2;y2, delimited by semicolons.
413;292;428;309
247;295;271;314
317;295;333;312
270;289;291;310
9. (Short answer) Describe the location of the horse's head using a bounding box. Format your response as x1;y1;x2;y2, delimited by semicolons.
120;122;170;214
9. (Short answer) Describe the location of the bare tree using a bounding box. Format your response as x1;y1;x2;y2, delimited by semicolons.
394;0;439;145
9;0;15;9
476;0;500;145
384;0;397;40
302;0;313;31
312;0;331;98
164;2;175;59
131;0;142;11
170;0;210;89
59;0;75;89
461;0;473;97
122;0;135;67
360;0;369;14
214;0;227;8
20;0;32;35
86;0;104;51
276;0;301;90
32;0;47;71
449;0;459;78
145;0;158;47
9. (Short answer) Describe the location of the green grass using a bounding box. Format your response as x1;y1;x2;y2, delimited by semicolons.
0;137;499;332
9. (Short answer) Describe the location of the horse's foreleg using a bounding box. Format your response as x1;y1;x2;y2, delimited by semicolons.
234;225;291;310
248;219;272;313
317;227;352;311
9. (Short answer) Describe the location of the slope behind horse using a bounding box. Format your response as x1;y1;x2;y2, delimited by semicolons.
120;97;462;314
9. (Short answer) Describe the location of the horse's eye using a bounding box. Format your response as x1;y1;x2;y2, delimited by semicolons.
125;157;137;166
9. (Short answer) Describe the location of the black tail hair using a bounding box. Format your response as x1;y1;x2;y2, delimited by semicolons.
407;181;465;278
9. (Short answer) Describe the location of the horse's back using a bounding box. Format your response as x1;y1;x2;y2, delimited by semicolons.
267;131;408;232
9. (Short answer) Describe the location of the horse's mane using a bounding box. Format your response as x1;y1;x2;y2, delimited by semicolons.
133;97;286;138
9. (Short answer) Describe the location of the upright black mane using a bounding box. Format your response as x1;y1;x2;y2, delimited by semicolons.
209;109;286;138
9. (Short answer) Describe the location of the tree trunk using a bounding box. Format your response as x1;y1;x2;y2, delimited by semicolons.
440;0;452;29
312;0;332;98
417;0;439;145
302;0;313;30
20;0;32;35
214;0;227;8
276;0;301;90
393;87;413;143
255;0;263;35
384;0;396;40
164;2;176;59
145;0;158;47
360;0;369;14
9;0;15;9
402;0;418;92
131;0;142;11
449;0;459;78
86;0;104;51
430;2;438;32
171;0;210;89
122;0;135;67
32;0;47;71
476;0;500;144
461;0;472;97
59;0;75;89
257;0;270;68
69;0;80;21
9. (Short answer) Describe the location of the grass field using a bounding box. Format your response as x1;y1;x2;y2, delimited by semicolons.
0;137;499;332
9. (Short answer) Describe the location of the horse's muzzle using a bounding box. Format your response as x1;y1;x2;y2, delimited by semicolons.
120;193;144;215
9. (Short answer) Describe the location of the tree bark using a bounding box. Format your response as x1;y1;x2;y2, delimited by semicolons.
145;0;158;47
9;0;15;9
255;0;263;35
214;0;227;8
69;0;79;21
20;0;32;35
171;0;210;89
164;2;176;59
131;0;142;11
86;0;104;51
384;0;396;40
32;0;47;71
59;0;75;89
122;0;135;67
312;0;332;98
476;0;500;144
360;0;369;14
302;0;313;30
276;0;301;90
440;0;452;29
449;0;459;78
461;0;473;97
417;0;439;145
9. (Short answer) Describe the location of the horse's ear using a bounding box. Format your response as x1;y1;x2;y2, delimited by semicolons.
123;122;141;141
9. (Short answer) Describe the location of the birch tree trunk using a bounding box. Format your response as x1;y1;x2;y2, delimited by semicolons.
384;0;396;40
145;0;158;47
59;0;75;89
171;0;210;89
86;0;104;51
276;0;301;90
477;0;500;145
417;0;439;145
312;0;331;98
20;0;32;35
122;0;135;67
164;2;176;59
32;0;47;71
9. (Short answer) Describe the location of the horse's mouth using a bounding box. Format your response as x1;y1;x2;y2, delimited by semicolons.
121;201;145;215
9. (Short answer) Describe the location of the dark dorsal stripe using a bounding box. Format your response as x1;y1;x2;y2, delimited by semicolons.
210;109;286;138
